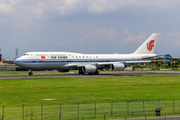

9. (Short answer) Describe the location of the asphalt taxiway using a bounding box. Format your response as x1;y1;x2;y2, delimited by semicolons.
0;72;180;79
116;116;180;120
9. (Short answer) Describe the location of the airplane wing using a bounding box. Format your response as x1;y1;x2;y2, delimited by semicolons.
97;61;151;66
62;54;171;72
62;63;91;68
63;60;154;69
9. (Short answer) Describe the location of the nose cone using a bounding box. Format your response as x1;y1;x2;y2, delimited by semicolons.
14;57;22;66
14;59;20;65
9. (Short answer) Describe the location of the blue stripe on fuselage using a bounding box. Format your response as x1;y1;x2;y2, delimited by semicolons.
14;58;143;63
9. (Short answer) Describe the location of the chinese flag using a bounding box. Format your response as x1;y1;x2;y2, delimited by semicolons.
41;56;45;59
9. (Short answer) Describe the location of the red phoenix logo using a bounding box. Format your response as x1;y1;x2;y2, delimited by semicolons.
147;40;155;51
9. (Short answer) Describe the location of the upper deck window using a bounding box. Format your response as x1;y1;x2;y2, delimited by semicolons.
36;54;47;56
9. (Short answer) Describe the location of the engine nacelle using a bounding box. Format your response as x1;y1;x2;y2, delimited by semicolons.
58;69;70;72
110;63;125;71
82;65;97;73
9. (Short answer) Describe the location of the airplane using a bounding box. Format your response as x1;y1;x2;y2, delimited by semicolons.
14;33;165;75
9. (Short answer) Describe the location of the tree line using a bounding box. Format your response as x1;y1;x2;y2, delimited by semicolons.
132;57;180;70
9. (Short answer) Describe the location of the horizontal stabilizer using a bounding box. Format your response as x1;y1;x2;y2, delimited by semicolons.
142;54;171;60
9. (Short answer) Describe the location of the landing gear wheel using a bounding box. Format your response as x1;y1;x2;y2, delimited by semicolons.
94;71;99;75
88;73;94;75
88;71;99;75
79;70;85;75
29;71;33;76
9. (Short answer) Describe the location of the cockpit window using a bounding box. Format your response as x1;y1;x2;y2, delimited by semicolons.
24;54;29;56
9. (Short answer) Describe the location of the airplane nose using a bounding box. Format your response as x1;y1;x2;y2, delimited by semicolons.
14;60;19;65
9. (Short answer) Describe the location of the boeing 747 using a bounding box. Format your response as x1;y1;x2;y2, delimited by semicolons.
14;33;166;75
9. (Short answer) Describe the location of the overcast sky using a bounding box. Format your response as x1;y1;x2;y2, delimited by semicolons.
0;0;180;58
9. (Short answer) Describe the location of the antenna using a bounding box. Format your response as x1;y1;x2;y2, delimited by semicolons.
15;48;18;59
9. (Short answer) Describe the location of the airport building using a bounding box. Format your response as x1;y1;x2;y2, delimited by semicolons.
2;58;14;64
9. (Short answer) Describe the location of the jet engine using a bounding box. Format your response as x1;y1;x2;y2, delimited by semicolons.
82;65;97;73
110;63;125;71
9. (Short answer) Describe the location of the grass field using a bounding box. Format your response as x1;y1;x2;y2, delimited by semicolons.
1;75;180;119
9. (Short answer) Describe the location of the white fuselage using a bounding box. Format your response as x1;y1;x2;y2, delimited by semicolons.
13;33;160;75
14;52;156;70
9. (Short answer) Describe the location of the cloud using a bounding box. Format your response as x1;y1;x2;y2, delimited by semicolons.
0;0;180;27
88;0;117;13
50;0;83;15
1;0;180;58
166;32;180;46
1;0;180;17
123;31;147;42
79;28;119;43
88;0;180;13
167;31;180;37
0;0;47;27
0;0;83;16
0;0;21;13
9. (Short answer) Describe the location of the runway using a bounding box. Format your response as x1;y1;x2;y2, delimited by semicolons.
0;72;180;79
116;116;180;120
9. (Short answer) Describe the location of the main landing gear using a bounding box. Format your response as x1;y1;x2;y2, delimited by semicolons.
79;70;85;75
94;71;99;75
79;70;99;75
88;71;99;75
29;70;33;75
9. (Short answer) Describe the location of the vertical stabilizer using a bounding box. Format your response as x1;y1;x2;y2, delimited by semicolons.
133;33;159;54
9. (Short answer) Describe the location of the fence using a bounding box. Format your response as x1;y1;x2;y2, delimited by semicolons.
1;99;180;120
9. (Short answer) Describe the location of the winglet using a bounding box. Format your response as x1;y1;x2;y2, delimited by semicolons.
133;33;159;54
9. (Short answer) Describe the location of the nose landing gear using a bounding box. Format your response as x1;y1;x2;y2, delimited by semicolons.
29;70;33;75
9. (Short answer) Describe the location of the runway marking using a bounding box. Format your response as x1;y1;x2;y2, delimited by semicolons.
43;99;55;101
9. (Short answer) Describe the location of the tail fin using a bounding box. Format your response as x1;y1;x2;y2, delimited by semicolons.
133;33;159;54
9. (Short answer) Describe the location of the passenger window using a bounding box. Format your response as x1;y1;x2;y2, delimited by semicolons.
51;56;56;59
